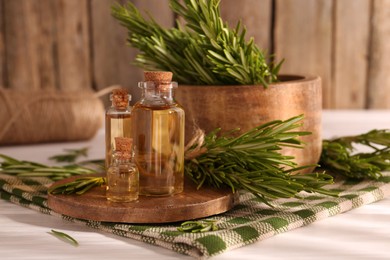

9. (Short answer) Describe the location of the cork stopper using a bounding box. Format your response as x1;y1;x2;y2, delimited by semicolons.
144;71;173;82
144;71;173;91
114;137;133;160
112;88;130;109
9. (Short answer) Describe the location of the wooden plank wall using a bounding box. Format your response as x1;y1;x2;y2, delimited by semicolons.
2;0;91;90
90;0;173;103
367;0;390;108
275;0;333;107
0;0;389;109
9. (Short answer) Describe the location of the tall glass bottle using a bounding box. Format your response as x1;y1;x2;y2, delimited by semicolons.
132;71;185;196
106;137;139;202
105;88;132;169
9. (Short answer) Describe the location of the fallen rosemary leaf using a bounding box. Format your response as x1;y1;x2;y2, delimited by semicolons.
48;229;79;247
49;147;89;163
177;220;218;233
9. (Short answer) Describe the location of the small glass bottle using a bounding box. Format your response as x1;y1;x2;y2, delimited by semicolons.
106;137;139;202
132;71;185;196
105;88;132;169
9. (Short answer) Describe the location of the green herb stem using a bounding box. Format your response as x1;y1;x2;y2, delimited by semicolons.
185;115;337;205
320;129;390;179
0;154;97;181
48;177;106;195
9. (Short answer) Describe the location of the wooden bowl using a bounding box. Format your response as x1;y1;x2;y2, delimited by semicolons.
175;75;322;172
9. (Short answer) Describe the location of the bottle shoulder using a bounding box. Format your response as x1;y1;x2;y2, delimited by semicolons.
133;101;184;112
106;106;132;115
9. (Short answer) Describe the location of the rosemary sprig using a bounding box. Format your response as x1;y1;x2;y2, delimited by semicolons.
320;129;390;179
0;154;97;181
0;153;105;195
185;115;337;204
111;0;281;85
48;177;106;195
48;229;79;247
49;147;89;163
177;220;218;233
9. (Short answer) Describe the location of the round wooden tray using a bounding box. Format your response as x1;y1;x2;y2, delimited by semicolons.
47;175;239;223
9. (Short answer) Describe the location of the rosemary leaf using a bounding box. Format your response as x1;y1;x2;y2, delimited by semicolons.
48;229;79;247
177;220;218;233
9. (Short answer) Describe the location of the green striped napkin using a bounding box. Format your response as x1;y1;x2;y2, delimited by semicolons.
1;172;389;258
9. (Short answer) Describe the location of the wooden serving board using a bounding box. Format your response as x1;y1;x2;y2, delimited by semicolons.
48;174;239;223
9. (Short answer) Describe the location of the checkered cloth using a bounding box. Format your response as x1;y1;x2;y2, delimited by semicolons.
1;172;390;259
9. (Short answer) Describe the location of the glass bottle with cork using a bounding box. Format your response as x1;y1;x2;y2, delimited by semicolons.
105;88;132;169
106;137;139;202
132;71;185;196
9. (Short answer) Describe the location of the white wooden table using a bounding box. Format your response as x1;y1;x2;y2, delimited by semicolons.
1;110;390;259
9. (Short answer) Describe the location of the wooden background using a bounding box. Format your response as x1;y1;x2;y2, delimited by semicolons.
0;0;389;109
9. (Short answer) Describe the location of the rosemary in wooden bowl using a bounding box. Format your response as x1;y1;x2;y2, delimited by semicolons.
111;0;282;86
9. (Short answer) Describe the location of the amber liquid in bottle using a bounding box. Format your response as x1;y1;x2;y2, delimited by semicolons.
132;103;185;196
106;161;139;202
105;113;132;169
105;89;132;169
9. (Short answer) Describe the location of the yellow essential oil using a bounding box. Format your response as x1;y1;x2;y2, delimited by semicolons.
106;137;139;202
132;72;185;196
105;88;132;169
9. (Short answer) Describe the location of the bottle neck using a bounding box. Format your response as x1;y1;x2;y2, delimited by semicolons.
138;81;177;107
110;94;131;110
112;151;133;165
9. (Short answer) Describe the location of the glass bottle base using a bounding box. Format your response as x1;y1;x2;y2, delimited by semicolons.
106;193;138;202
140;185;183;197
